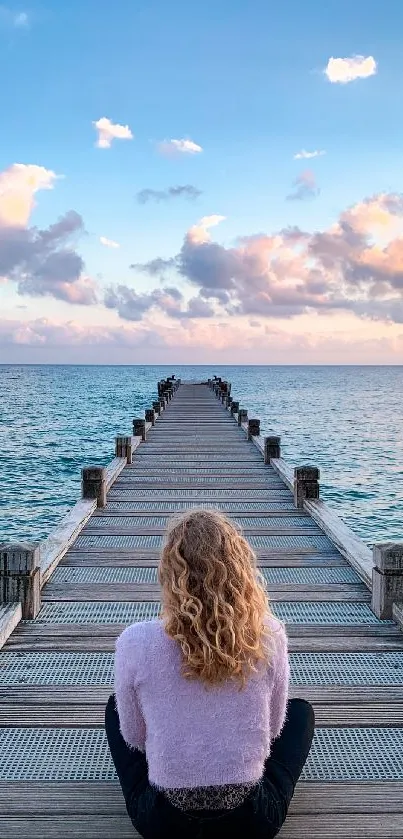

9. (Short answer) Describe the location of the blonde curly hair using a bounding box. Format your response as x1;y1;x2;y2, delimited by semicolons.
159;508;272;687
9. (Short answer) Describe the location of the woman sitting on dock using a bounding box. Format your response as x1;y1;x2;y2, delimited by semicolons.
105;509;315;838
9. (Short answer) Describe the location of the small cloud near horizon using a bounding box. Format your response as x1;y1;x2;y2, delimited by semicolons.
294;149;326;160
100;236;120;248
324;55;377;84
137;184;202;203
157;138;203;157
287;170;320;201
93;117;133;149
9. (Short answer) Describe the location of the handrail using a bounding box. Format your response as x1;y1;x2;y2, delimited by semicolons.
40;499;96;584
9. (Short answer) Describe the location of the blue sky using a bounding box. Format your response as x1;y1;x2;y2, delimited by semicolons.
1;0;403;363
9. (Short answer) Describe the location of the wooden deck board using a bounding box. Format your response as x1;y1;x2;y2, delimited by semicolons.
41;583;370;602
0;814;403;839
1;380;402;838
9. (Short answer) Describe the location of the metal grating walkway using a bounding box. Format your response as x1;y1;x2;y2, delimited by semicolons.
33;600;391;624
74;533;334;550
1;650;402;686
1;727;403;782
50;565;361;585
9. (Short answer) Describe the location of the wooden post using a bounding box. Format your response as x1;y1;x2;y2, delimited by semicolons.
372;543;403;619
153;400;161;416
238;409;248;426
230;400;239;415
248;419;260;438
159;397;166;412
0;542;41;619
264;436;281;464
133;418;146;441
145;408;155;426
226;395;233;409
115;435;133;464
294;466;320;509
82;466;107;508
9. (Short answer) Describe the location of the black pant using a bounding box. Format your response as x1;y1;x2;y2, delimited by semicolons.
105;695;314;839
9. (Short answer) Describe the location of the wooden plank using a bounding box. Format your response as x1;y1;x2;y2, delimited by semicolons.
1;701;403;729
41;583;370;602
61;552;346;567
1;813;402;839
0;781;402;815
62;545;337;555
270;457;295;491
93;509;306;517
304;498;374;588
7;621;398;641
0;604;22;651
5;632;403;654
393;603;403;632
104;457;127;492
1;813;403;839
39;501;96;585
80;526;324;537
2;684;403;705
109;482;287;490
94;509;301;517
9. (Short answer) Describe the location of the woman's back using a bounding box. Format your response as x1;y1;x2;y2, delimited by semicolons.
107;508;313;839
115;613;289;790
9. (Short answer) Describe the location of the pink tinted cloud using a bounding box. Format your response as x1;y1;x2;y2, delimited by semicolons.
2;316;403;365
0;163;97;305
129;195;403;325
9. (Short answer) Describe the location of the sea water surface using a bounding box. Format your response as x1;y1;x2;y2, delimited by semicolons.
0;365;402;545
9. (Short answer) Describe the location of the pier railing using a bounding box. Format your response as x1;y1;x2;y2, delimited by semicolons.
209;375;403;630
0;375;180;646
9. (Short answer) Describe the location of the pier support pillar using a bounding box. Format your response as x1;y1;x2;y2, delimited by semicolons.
264;436;281;464
294;466;320;509
238;409;248;427
153;400;161;416
82;466;107;508
115;436;133;464
248;419;260;439
0;542;41;619
133;418;146;441
372;543;403;620
145;409;156;426
230;401;239;416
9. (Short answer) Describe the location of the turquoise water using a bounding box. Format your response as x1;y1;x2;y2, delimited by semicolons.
0;365;402;545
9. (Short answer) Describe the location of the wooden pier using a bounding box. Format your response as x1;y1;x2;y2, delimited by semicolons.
1;376;403;838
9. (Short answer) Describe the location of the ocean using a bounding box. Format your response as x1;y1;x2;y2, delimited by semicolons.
1;365;402;546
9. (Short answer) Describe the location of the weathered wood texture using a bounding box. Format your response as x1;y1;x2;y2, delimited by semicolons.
0;379;402;838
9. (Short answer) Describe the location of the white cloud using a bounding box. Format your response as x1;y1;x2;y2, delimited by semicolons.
100;236;120;249
294;149;326;160
93;117;133;149
14;11;28;26
188;214;226;244
325;55;377;84
157;138;203;156
0;163;59;227
0;6;29;27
